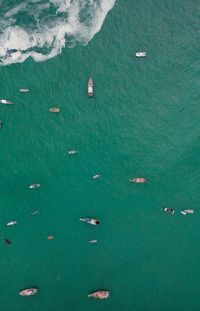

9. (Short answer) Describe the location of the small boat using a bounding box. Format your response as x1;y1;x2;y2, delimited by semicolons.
80;218;100;225
19;89;29;93
31;210;39;216
92;173;101;179
29;184;40;189
19;288;38;296
88;291;110;299
50;108;60;113
6;220;17;226
47;235;54;240
6;49;18;54
0;99;13;105
4;239;12;245
88;78;93;97
164;208;174;215
89;240;98;244
129;177;147;183
181;209;194;215
135;51;146;58
68;150;78;155
0;121;3;128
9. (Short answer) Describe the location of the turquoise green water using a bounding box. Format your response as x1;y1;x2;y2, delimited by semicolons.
0;0;200;310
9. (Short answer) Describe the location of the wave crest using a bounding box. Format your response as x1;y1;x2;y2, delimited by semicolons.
0;0;116;65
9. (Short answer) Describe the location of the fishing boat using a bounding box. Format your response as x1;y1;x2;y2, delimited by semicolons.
88;291;110;299
88;78;93;97
0;121;3;128
0;99;13;104
80;218;100;225
135;51;146;58
181;209;194;215
19;89;29;93
19;288;38;296
50;108;59;113
29;184;40;189
6;220;17;226
68;150;78;155
129;177;147;183
92;173;101;179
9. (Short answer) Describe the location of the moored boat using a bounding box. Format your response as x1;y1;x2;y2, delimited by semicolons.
19;89;29;93
50;107;60;113
88;78;93;97
68;150;78;155
80;218;100;225
88;290;110;299
129;177;147;183
6;220;17;226
29;184;40;189
19;288;38;296
135;51;146;58
0;99;13;104
181;209;194;215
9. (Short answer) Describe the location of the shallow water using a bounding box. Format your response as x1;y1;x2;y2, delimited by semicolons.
0;0;200;310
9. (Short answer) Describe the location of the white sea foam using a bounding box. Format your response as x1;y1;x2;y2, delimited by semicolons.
0;0;116;65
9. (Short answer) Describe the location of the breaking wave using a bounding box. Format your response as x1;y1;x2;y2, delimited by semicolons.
0;0;116;65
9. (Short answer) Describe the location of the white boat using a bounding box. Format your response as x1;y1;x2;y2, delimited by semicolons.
6;220;17;226
89;240;98;244
68;150;78;155
135;51;146;58
19;288;38;296
19;89;29;93
181;209;194;215
29;184;40;189
80;218;100;225
0;99;13;104
88;291;110;299
92;173;101;179
88;78;93;97
50;107;59;113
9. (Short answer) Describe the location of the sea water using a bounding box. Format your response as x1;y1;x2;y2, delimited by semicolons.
0;0;199;310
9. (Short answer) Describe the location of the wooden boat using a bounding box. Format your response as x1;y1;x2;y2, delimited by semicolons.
29;184;40;189
19;288;38;296
50;107;60;113
19;89;29;93
80;218;100;225
88;291;110;299
0;121;3;128
181;209;194;215
0;99;13;104
129;177;147;183
88;78;93;97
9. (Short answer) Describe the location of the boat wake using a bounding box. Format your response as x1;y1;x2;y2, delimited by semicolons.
0;0;116;65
